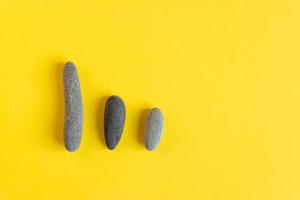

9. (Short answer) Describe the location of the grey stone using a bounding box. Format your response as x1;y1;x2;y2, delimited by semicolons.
144;108;164;151
63;62;83;152
104;95;126;150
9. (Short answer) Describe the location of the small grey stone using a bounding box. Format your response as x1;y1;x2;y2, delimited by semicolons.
104;95;126;150
144;108;164;151
63;62;83;152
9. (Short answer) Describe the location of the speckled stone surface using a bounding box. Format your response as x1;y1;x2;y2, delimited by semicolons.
63;62;83;152
104;95;126;150
144;108;164;151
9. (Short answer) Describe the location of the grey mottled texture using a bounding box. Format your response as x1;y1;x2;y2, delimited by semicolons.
63;62;83;152
104;95;126;150
144;108;164;151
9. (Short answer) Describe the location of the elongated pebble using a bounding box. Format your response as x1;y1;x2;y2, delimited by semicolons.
104;95;126;150
63;62;83;152
144;108;164;151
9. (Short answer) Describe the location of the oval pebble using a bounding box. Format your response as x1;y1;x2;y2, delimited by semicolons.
144;108;164;151
104;95;126;150
63;62;83;152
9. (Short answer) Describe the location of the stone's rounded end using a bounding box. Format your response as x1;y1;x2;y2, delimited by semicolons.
104;95;126;150
65;144;79;152
144;107;164;151
64;61;77;75
108;95;124;104
107;143;117;150
151;107;163;115
145;138;159;151
64;61;75;69
64;127;82;152
65;61;75;67
145;144;156;151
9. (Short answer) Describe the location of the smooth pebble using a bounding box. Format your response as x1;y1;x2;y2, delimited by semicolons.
144;108;164;151
63;62;83;152
104;95;126;150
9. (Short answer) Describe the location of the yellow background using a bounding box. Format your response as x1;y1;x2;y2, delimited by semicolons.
0;0;299;199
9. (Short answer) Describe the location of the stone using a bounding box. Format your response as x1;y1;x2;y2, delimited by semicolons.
104;95;126;150
63;62;83;152
144;108;164;151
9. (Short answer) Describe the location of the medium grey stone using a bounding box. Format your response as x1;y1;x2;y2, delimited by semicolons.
63;62;83;152
104;95;126;150
144;108;164;151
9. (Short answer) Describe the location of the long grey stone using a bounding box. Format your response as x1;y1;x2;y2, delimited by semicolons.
104;95;126;150
144;108;164;151
63;62;83;152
